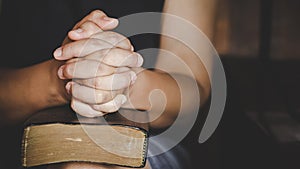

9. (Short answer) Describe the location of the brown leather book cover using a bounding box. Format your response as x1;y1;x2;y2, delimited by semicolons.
21;105;149;168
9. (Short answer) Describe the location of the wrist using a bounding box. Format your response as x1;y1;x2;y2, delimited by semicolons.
0;60;70;124
125;69;181;128
27;60;70;111
125;68;152;110
47;59;70;106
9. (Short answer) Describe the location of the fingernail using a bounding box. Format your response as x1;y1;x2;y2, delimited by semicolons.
130;71;137;84
102;17;119;28
136;53;144;67
74;28;83;33
70;28;83;37
65;82;72;94
57;65;65;79
119;94;127;105
53;47;62;58
102;16;113;21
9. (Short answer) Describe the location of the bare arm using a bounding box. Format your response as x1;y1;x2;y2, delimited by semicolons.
0;10;118;126
0;60;68;126
157;0;218;108
128;0;218;128
52;1;218;129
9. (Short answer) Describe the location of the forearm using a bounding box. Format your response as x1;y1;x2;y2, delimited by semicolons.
0;60;68;125
128;68;207;129
134;0;217;129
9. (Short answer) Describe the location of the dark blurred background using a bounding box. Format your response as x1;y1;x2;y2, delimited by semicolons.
0;0;299;168
185;0;300;169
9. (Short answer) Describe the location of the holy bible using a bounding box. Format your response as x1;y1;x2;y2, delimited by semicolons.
21;105;148;168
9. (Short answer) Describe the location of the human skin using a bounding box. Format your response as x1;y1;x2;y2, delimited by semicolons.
0;10;119;126
0;0;218;128
51;1;219;167
54;0;218;129
0;0;217;168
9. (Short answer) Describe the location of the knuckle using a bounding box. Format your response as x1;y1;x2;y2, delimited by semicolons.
64;42;80;57
111;32;130;47
90;10;105;20
90;32;129;48
74;22;81;29
123;38;131;47
90;33;99;39
82;21;95;29
125;51;135;60
88;38;103;49
107;31;126;44
118;48;133;60
64;64;73;78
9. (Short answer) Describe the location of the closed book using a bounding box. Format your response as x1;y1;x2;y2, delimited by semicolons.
21;105;148;168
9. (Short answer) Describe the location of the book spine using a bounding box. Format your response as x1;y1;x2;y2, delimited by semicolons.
142;137;148;167
21;127;31;167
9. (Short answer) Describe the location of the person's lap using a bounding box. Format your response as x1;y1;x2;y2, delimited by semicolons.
45;161;151;169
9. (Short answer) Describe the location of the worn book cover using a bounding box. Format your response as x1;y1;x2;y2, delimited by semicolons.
21;105;149;168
